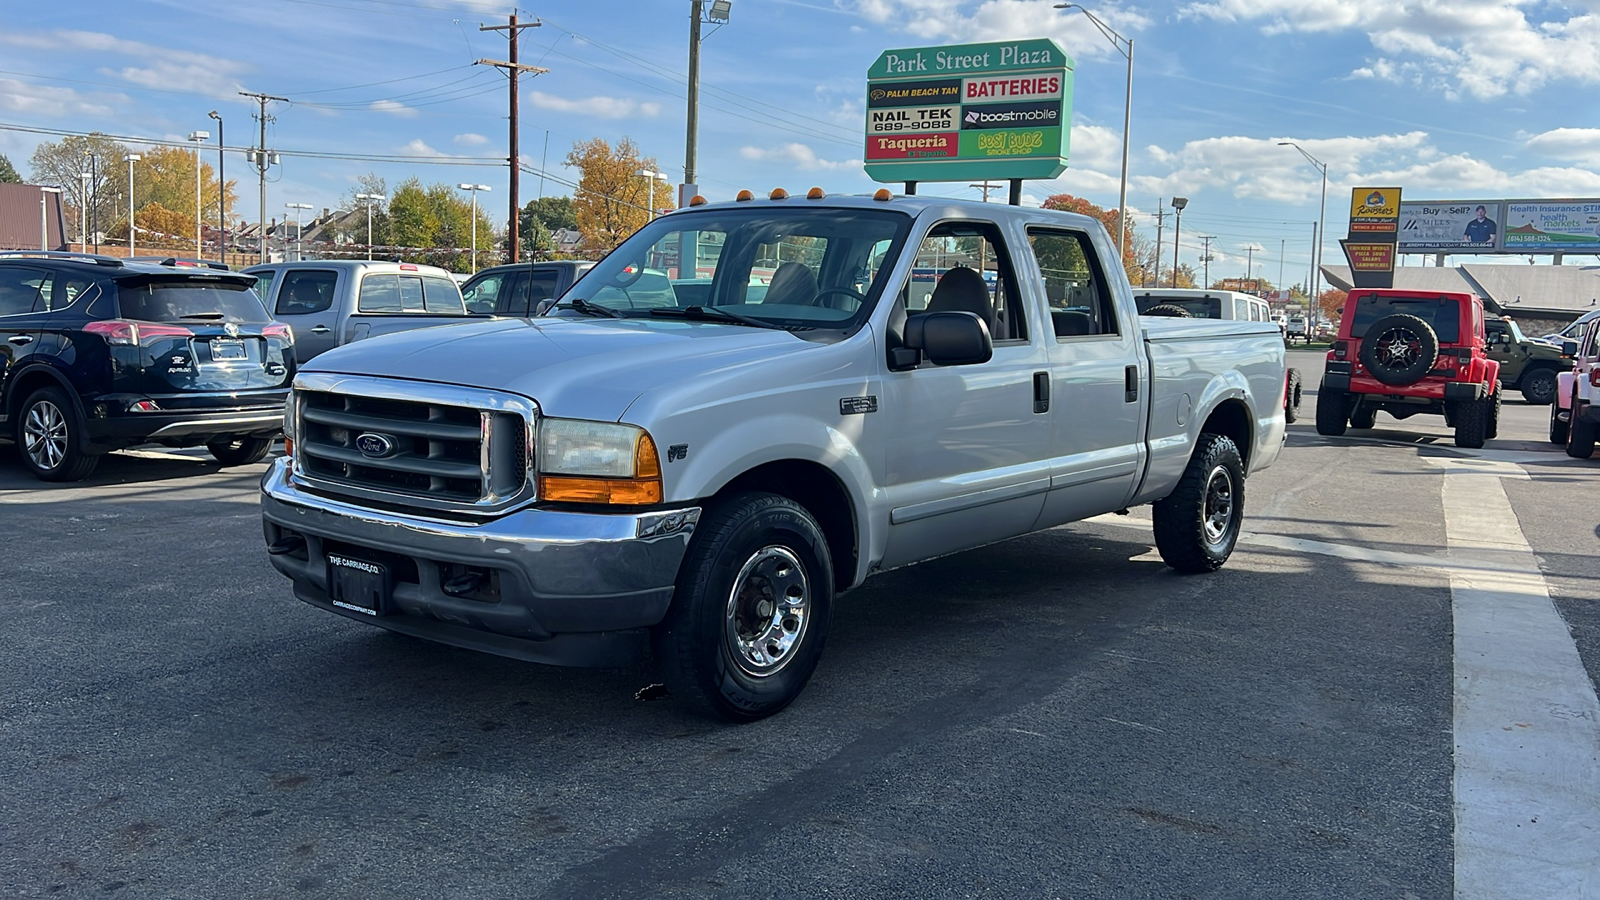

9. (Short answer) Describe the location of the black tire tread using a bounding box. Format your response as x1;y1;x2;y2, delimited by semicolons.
1315;385;1348;436
1520;366;1557;405
1152;433;1244;574
1454;396;1488;449
1283;369;1302;424
1349;403;1377;429
207;435;274;466
1566;396;1595;459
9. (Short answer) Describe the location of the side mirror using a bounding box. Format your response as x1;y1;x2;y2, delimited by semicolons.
534;298;557;316
1563;340;1579;357
903;311;992;367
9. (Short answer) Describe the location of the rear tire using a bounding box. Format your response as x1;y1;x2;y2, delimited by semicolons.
1315;385;1348;436
1349;402;1377;430
207;435;274;466
1550;402;1570;445
16;387;98;482
1152;433;1244;574
1453;396;1488;449
1485;389;1501;441
1283;369;1303;424
653;492;834;722
1520;367;1557;405
1566;394;1595;459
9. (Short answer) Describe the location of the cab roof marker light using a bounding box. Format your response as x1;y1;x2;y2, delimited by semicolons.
689;195;708;207
873;189;893;201
735;190;754;202
769;188;789;200
806;187;825;200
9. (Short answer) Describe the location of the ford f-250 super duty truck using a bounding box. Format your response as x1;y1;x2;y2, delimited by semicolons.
260;191;1286;721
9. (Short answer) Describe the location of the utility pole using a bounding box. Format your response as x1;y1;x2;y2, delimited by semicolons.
239;91;286;264
687;0;702;197
969;181;996;202
479;15;546;263
1246;245;1256;292
1150;200;1166;288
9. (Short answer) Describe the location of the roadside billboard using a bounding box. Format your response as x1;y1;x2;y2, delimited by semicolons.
1503;200;1600;253
865;39;1073;184
1397;201;1504;253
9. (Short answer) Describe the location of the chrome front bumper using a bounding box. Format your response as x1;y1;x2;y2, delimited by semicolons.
259;458;699;667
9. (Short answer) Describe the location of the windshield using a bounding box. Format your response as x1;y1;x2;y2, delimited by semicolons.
1350;293;1460;343
558;207;912;329
115;280;270;323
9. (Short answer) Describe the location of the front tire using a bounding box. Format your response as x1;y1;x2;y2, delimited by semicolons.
1520;368;1557;405
1152;433;1245;573
1485;389;1501;441
17;387;98;482
207;435;274;466
654;492;834;722
1315;384;1348;436
1349;402;1377;430
1567;394;1595;459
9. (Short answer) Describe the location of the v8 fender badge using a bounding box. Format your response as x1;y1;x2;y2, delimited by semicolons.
840;396;879;415
667;443;689;462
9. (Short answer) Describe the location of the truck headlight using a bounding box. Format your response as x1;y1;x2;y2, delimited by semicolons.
538;419;662;505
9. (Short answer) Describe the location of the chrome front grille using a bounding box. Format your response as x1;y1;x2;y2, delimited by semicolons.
291;373;537;514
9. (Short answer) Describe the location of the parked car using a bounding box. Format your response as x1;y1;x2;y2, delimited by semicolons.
1316;288;1500;448
459;260;595;316
260;193;1286;722
1538;307;1600;346
1483;315;1571;404
244;260;477;363
0;251;292;480
1285;315;1309;343
1134;288;1302;422
1551;316;1600;456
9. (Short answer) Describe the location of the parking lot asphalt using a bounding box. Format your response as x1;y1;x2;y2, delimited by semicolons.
1;350;1596;898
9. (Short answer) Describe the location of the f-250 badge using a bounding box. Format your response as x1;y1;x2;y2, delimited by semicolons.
839;396;878;415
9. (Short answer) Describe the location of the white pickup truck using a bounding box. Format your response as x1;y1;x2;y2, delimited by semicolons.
260;193;1286;721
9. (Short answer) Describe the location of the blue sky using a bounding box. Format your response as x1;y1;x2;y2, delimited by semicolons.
3;0;1599;283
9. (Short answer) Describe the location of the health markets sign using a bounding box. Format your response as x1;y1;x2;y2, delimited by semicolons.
1398;200;1504;253
1504;200;1600;253
865;39;1073;183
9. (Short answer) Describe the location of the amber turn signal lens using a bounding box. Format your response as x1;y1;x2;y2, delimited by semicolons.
283;437;294;458
539;475;662;505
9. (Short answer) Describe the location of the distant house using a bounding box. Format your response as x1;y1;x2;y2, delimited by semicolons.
0;183;68;251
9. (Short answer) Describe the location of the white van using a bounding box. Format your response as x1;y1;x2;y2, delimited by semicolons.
1134;288;1272;323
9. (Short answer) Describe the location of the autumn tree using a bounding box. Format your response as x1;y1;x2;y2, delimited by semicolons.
1318;288;1347;323
121;145;233;246
0;153;19;183
566;137;673;252
1040;193;1146;284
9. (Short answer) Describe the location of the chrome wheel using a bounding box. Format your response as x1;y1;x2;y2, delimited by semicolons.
1202;465;1235;545
23;400;68;471
724;545;810;677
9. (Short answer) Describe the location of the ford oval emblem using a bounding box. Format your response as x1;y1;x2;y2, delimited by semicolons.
355;432;397;458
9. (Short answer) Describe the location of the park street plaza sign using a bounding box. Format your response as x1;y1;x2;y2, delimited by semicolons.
864;39;1074;184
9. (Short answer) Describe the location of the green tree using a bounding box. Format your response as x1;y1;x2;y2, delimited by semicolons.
0;153;19;183
519;195;576;256
329;174;391;251
30;133;130;245
386;177;497;271
566;137;672;252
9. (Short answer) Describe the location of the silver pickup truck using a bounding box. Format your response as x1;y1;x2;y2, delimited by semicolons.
244;260;480;363
260;194;1286;721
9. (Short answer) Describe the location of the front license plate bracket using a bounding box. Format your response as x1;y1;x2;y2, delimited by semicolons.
327;554;392;616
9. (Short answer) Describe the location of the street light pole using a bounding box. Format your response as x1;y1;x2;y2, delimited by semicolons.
637;169;668;221
78;172;90;251
188;130;209;258
39;186;61;251
1170;197;1187;287
1056;3;1132;263
455;184;491;273
207;111;225;263
285;202;312;262
356;193;385;261
124;153;141;256
1279;141;1328;324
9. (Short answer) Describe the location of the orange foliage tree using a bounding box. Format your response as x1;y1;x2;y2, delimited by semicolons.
1318;288;1347;323
1041;194;1142;284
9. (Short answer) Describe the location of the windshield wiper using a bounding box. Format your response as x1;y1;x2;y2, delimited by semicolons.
649;305;790;330
552;298;621;318
179;312;226;320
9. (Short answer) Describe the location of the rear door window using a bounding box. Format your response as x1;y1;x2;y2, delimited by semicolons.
116;280;270;323
527;269;561;311
275;269;337;315
0;266;52;316
359;274;401;312
1027;228;1116;338
421;276;465;313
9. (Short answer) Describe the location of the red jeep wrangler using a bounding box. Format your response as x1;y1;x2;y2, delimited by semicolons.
1316;288;1500;448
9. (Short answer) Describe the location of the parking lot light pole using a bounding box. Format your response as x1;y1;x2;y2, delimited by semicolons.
355;193;385;261
637;169;668;220
1056;3;1132;263
207;111;225;261
1279;141;1328;325
188;131;209;258
285;202;312;262
78;172;90;250
1170;197;1187;287
124;153;141;255
39;186;61;251
455;184;491;273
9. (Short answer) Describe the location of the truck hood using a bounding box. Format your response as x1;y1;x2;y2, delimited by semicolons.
300;316;814;421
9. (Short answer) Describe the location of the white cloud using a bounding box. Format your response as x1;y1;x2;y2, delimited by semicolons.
739;143;862;171
396;139;447;157
0;29;250;97
454;132;490;146
1181;1;1600;99
524;91;661;119
1525;127;1600;161
0;77;120;117
370;100;418;118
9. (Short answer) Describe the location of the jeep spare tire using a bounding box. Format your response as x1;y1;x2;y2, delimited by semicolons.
1359;314;1439;386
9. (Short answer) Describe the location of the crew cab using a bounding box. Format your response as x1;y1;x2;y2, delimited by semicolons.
259;192;1286;721
245;260;478;363
1316;288;1499;448
1552;315;1600;457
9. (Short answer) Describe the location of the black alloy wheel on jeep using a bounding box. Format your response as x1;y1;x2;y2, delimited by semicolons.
1520;367;1558;405
1358;314;1440;386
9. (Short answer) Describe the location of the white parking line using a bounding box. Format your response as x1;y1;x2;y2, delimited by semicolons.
1426;457;1600;899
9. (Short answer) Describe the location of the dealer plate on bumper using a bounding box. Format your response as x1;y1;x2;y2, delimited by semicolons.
328;554;391;616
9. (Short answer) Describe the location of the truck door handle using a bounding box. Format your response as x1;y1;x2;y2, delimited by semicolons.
309;325;331;334
8;334;33;345
1124;365;1139;403
1033;372;1050;414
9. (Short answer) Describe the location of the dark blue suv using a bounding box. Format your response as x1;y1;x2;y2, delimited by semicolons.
0;252;294;481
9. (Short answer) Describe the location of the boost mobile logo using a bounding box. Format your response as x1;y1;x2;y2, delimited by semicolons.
965;110;980;123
